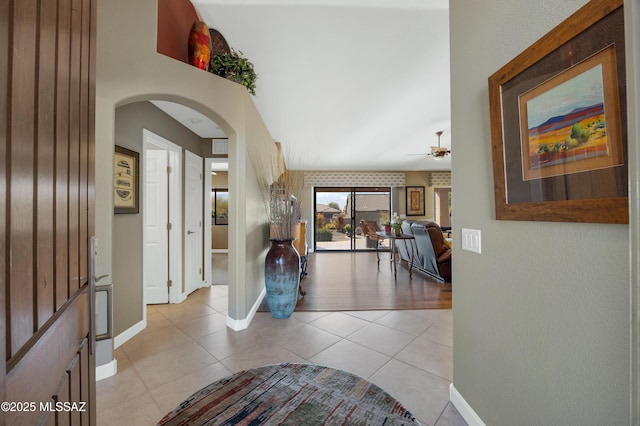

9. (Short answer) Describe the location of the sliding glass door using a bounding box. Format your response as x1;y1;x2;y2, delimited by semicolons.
314;187;390;252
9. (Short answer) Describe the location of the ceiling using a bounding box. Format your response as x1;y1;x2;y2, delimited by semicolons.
161;0;451;171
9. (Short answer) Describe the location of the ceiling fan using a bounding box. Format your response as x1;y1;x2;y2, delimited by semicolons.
428;130;450;158
409;130;451;159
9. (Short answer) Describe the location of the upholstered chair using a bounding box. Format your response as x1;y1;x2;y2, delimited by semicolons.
360;220;378;248
424;222;452;282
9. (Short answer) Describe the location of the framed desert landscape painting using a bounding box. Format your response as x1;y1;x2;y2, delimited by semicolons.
488;0;628;223
518;46;623;181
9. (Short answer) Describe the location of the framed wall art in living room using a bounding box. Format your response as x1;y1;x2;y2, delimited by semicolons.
488;0;628;224
406;186;425;216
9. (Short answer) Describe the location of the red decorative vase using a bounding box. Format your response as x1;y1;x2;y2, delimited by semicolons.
188;21;211;70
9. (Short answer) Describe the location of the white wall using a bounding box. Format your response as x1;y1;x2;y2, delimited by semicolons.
450;1;633;424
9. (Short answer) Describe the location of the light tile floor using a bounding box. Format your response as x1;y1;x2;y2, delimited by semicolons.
96;285;466;426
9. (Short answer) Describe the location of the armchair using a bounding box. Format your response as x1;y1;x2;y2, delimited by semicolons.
424;222;451;282
360;220;383;249
395;220;452;283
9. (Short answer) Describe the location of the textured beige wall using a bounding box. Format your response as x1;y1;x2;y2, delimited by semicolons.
96;0;274;338
404;171;432;221
112;102;203;335
450;0;632;424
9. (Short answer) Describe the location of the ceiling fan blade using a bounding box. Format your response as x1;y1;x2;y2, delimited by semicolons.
407;131;451;158
431;150;450;158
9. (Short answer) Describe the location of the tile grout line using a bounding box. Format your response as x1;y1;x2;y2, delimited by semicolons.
97;285;457;425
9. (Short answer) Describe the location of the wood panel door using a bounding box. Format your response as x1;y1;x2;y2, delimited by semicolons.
1;0;97;424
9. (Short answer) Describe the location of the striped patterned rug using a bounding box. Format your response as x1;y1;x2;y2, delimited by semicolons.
157;363;420;425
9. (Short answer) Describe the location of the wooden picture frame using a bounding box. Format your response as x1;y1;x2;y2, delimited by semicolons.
406;186;425;216
213;188;229;225
114;145;139;214
488;0;628;223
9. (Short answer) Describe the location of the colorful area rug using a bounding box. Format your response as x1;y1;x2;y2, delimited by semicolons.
157;363;420;425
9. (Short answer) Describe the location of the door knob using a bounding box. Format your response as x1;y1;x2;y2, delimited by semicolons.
187;230;195;235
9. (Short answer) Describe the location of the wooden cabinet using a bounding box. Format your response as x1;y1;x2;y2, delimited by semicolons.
293;221;308;288
292;220;307;257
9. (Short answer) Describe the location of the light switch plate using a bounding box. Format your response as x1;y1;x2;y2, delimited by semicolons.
461;228;481;253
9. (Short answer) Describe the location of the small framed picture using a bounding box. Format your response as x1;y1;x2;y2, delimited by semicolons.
406;186;425;216
114;145;139;214
213;188;229;225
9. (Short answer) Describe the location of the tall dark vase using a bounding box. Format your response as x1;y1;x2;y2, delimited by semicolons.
265;238;300;319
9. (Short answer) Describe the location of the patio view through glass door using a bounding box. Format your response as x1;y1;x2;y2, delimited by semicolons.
314;187;391;251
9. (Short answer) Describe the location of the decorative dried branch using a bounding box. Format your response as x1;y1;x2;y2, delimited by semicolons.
249;142;304;240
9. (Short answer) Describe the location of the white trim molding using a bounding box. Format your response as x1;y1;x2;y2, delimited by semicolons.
226;287;266;331
96;359;118;382
450;384;486;426
114;319;146;349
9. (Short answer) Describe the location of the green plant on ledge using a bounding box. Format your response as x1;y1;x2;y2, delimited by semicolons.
209;49;257;96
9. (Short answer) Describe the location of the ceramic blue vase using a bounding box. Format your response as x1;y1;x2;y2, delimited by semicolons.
265;238;300;318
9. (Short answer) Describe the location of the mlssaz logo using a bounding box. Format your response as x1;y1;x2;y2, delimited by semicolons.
40;401;87;412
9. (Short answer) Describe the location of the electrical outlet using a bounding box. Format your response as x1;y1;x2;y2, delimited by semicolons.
461;228;481;253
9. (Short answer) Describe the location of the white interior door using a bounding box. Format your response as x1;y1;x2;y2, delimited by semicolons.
203;159;213;287
185;151;204;296
143;129;182;304
144;149;169;304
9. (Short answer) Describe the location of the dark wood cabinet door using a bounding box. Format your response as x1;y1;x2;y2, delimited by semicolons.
1;0;97;424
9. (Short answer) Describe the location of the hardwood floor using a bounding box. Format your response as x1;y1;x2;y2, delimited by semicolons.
259;251;452;312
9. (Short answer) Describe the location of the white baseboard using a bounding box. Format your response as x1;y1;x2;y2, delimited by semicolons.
450;383;486;426
226;287;266;331
212;249;228;254
114;319;146;349
172;292;187;304
96;359;118;381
